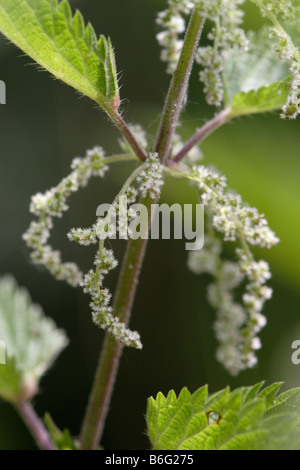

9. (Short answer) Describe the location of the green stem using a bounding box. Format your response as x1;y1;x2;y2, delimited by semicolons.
154;6;205;163
79;195;154;450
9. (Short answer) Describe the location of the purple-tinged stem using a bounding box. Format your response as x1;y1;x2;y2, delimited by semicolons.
172;108;232;163
15;401;56;450
108;110;147;162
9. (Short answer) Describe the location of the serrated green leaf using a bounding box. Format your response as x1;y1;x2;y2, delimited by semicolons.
0;0;119;111
146;382;300;450
257;382;283;409
204;387;229;412
230;80;290;116
241;381;265;403
223;28;290;116
0;275;68;402
262;414;300;450
243;381;265;403
266;388;300;419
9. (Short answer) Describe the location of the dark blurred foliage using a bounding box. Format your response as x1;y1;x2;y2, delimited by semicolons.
0;0;300;450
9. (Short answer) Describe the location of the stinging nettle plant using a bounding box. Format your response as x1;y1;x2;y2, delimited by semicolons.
0;0;300;450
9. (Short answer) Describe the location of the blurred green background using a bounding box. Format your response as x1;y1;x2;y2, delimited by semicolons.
1;0;300;450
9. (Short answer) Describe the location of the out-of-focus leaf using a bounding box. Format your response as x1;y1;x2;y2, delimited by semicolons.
0;275;68;402
230;80;290;116
223;28;289;116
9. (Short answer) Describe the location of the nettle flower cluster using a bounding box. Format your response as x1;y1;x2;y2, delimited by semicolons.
23;141;165;348
157;0;300;117
23;147;109;287
21;1;296;375
156;0;195;74
136;153;165;199
68;152;164;348
157;0;248;106
68;191;143;348
254;0;300;119
195;0;248;106
22;128;279;371
185;164;279;374
78;245;143;349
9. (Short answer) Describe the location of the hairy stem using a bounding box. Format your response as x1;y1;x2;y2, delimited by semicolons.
154;6;205;163
79;195;154;450
14;401;55;450
108;110;148;162
172;108;232;163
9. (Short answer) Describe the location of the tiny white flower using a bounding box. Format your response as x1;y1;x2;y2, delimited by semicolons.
251;337;262;350
137;153;164;199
